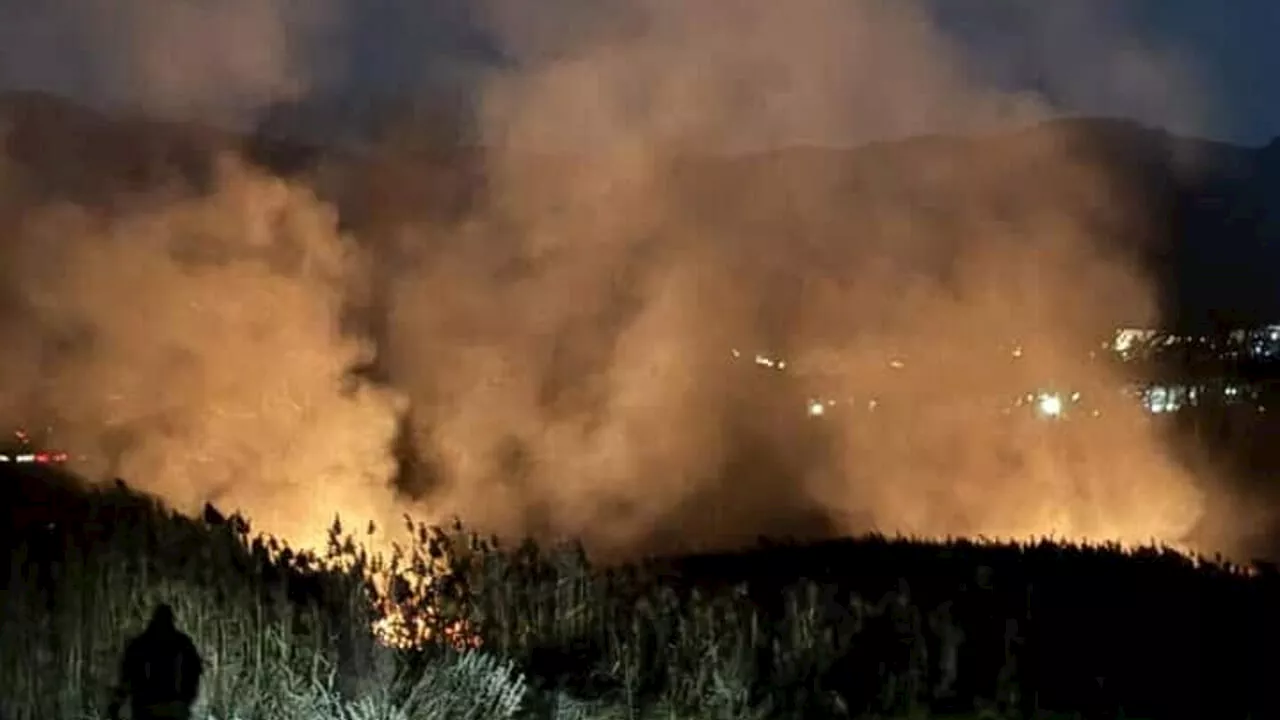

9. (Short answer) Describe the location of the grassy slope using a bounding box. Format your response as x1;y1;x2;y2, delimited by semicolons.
1;463;1269;720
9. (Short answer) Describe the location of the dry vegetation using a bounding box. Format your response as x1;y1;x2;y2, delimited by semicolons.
0;465;1273;720
0;3;1273;718
0;468;525;720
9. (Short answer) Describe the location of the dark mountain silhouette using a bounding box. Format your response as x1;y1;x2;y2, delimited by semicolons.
3;90;1280;330
695;119;1280;332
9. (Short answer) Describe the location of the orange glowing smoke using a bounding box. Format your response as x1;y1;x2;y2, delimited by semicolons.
0;0;1262;606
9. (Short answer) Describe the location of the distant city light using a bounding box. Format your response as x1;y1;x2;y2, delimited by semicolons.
0;427;70;464
1037;393;1064;418
726;328;1280;422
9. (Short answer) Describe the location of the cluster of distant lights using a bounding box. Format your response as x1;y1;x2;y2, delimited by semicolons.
734;325;1279;420
801;380;1262;421
733;347;1088;420
0;429;69;464
9;326;1275;466
1112;325;1280;361
802;389;1090;420
0;452;69;464
3;324;1271;466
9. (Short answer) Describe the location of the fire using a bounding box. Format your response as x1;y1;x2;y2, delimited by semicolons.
232;515;485;650
371;607;481;651
300;517;488;651
364;565;483;650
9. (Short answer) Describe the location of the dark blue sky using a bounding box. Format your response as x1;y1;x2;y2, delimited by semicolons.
331;0;1280;145
928;0;1280;144
0;0;1277;145
1131;0;1280;144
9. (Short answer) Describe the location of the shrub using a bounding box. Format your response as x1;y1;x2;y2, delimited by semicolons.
3;466;1270;720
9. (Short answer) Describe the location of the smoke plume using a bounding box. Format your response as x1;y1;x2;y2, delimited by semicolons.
375;0;1223;558
0;0;1252;559
0;0;339;127
0;158;406;550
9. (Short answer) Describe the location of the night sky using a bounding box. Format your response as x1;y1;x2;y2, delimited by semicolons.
1130;0;1280;144
0;0;1276;145
931;0;1280;144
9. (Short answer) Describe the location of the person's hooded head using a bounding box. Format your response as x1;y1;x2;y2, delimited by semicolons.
147;603;176;632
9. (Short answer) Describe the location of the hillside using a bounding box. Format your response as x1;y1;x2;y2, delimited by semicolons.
1;456;1276;720
4;91;1280;331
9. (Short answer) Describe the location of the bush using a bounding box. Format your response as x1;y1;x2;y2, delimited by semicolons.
3;465;1273;720
0;472;371;719
0;469;536;720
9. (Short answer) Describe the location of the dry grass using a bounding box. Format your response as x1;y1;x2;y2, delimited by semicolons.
0;470;1259;719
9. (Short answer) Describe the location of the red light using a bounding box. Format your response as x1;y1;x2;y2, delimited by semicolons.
34;453;49;463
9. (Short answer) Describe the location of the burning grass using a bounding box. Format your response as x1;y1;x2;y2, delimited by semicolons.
0;466;1273;719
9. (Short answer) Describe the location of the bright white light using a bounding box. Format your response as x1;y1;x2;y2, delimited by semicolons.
1037;393;1064;418
807;400;826;417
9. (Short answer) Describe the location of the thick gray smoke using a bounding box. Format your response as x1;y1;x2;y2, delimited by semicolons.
0;0;1252;559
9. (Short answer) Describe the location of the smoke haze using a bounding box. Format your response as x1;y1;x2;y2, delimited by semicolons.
0;0;1253;559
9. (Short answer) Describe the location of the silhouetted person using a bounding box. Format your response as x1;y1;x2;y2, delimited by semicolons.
108;604;203;720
